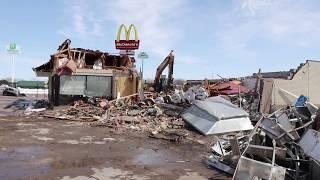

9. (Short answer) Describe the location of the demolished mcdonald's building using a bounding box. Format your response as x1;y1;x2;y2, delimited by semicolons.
10;23;320;180
33;39;139;105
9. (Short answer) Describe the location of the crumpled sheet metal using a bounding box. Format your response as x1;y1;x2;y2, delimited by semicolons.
207;156;235;175
201;97;249;119
299;129;320;162
246;145;287;159
233;156;286;180
182;96;253;135
275;112;300;140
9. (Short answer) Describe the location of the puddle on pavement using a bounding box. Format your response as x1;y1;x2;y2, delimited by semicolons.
17;127;50;134
60;167;207;180
0;111;15;116
80;136;94;142
32;128;50;134
61;167;148;180
0;146;50;179
57;136;109;145
58;140;80;144
32;135;54;142
177;172;208;180
102;137;116;141
16;122;37;126
132;148;182;166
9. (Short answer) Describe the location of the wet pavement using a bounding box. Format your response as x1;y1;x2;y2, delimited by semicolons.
0;96;231;180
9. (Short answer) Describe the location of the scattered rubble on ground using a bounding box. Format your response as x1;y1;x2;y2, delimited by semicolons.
19;80;320;179
206;94;320;180
4;98;52;115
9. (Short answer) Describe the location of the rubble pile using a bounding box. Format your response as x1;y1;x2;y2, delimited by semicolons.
205;80;250;96
4;99;52;115
95;98;186;133
207;95;320;180
39;95;187;137
21;81;320;179
43;100;106;121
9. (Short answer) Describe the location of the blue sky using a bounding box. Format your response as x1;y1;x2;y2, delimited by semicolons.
1;0;320;80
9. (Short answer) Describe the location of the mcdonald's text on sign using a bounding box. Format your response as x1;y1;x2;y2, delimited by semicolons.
115;24;140;50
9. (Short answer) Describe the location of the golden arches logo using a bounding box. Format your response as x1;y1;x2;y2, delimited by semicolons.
116;24;139;41
115;24;140;50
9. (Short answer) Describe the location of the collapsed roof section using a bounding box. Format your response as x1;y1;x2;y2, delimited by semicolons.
182;96;254;135
33;39;136;77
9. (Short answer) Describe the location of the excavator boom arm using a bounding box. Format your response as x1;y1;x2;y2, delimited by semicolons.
154;50;174;92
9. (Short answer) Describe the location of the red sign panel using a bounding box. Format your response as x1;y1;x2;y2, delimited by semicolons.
115;40;140;50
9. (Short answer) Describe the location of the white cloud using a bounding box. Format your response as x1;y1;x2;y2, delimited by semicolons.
73;13;86;36
236;0;320;39
58;0;187;57
55;0;320;79
58;0;106;39
176;55;209;65
238;0;273;15
215;0;320;61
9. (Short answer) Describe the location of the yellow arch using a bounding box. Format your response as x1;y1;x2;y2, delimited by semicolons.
117;24;128;41
126;24;139;41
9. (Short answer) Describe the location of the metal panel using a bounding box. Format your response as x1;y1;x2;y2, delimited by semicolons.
246;145;287;159
59;75;86;95
182;97;253;135
204;97;249;119
233;156;286;180
275;112;300;140
86;76;112;97
207;156;235;175
299;129;320;162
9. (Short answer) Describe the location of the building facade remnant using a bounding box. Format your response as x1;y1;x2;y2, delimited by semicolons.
33;39;139;105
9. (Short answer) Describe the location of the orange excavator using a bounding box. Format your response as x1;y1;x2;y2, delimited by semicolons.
154;50;175;92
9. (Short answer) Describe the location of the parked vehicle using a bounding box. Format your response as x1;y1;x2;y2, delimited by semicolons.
2;85;20;96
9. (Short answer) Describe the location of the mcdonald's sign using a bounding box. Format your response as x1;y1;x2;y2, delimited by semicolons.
115;24;140;50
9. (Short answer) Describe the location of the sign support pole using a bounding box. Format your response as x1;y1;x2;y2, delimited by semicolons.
12;54;15;85
6;43;19;87
142;58;144;78
137;52;149;101
139;57;145;101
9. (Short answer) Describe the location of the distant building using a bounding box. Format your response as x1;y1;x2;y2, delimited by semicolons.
253;70;295;79
16;81;46;89
33;39;139;105
260;60;320;113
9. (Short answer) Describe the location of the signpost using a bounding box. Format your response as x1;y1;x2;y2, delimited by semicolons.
119;50;135;56
137;52;148;100
138;52;149;77
6;43;20;85
115;24;140;50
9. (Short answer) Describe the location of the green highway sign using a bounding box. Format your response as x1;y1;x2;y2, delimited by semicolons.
6;43;20;54
9;43;16;50
138;52;149;59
